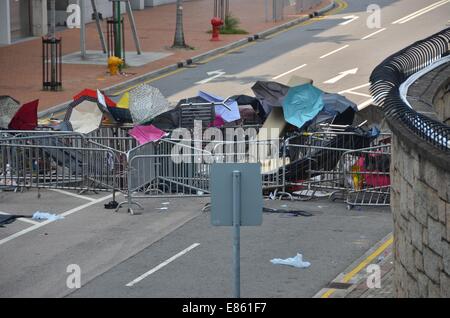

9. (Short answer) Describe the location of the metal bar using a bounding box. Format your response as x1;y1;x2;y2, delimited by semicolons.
232;170;241;298
125;0;142;54
91;0;107;53
80;0;86;59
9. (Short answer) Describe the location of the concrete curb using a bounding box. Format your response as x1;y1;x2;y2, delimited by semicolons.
38;0;336;119
312;232;393;298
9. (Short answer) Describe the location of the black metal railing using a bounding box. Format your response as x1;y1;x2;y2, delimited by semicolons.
42;36;62;91
106;17;125;61
370;28;450;153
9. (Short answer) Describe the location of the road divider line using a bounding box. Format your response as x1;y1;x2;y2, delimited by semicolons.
392;0;449;24
338;83;370;94
319;45;349;59
126;243;201;287
339;15;359;26
345;91;372;98
361;28;387;40
0;194;113;247
49;189;98;202
272;64;307;80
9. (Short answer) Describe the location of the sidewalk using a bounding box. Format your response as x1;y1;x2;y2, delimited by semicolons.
314;233;395;298
345;249;394;298
0;0;331;113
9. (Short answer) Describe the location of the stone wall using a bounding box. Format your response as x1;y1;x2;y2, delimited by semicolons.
389;67;450;298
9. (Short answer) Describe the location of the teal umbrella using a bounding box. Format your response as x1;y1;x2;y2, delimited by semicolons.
281;84;324;129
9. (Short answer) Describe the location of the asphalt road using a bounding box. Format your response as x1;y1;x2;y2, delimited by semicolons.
69;200;392;298
1;0;448;298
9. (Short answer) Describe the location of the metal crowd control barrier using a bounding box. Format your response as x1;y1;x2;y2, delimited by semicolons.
117;137;285;214
342;144;391;209
0;132;118;196
282;130;391;203
1;124;392;213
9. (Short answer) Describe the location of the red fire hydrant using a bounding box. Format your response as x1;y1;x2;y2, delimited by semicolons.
211;17;223;41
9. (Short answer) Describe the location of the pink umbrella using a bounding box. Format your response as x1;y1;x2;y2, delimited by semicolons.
128;125;167;145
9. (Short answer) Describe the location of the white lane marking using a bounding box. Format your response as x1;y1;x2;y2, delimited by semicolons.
126;243;201;287
358;98;374;110
196;70;226;84
0;194;113;247
49;188;97;202
339;15;359;25
338;83;371;94
392;0;449;24
0;211;40;225
361;28;387;40
319;45;349;59
323;68;358;84
272;64;307;80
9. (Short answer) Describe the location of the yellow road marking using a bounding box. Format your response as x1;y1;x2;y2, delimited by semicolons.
112;68;185;96
321;234;394;298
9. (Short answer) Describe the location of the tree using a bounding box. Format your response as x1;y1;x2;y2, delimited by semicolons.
172;0;188;48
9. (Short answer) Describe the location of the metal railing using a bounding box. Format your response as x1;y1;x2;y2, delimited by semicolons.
370;28;450;153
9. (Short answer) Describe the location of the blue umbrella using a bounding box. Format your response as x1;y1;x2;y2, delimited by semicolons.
281;84;324;129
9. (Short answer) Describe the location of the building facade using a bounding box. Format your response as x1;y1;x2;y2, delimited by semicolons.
0;0;178;45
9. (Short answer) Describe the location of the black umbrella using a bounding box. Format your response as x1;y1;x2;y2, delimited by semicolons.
251;81;290;118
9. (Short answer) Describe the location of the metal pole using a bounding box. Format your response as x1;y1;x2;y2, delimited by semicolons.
50;0;56;86
125;0;142;54
265;0;269;22
232;170;241;298
80;0;86;59
91;0;107;53
113;0;122;59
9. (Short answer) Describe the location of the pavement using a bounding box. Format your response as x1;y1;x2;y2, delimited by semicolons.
0;0;331;112
1;0;449;298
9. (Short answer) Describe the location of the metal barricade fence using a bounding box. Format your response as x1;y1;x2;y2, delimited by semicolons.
0;134;118;194
117;137;285;214
342;144;391;209
1;126;392;213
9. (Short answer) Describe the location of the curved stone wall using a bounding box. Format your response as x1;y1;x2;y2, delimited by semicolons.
389;63;450;298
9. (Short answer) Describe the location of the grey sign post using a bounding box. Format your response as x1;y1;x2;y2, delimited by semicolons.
210;163;263;298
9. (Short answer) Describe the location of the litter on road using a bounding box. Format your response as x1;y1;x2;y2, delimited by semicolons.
31;212;64;221
271;253;311;268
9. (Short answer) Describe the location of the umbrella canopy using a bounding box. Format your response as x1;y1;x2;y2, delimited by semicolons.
251;81;290;117
8;99;39;130
230;94;265;121
0;96;21;129
198;91;240;123
129;84;173;125
128;124;167;145
282;84;324;129
106;92;133;123
309;93;358;127
65;89;113;134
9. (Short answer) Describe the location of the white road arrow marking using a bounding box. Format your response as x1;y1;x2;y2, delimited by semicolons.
339;15;359;25
196;70;226;84
323;68;358;84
